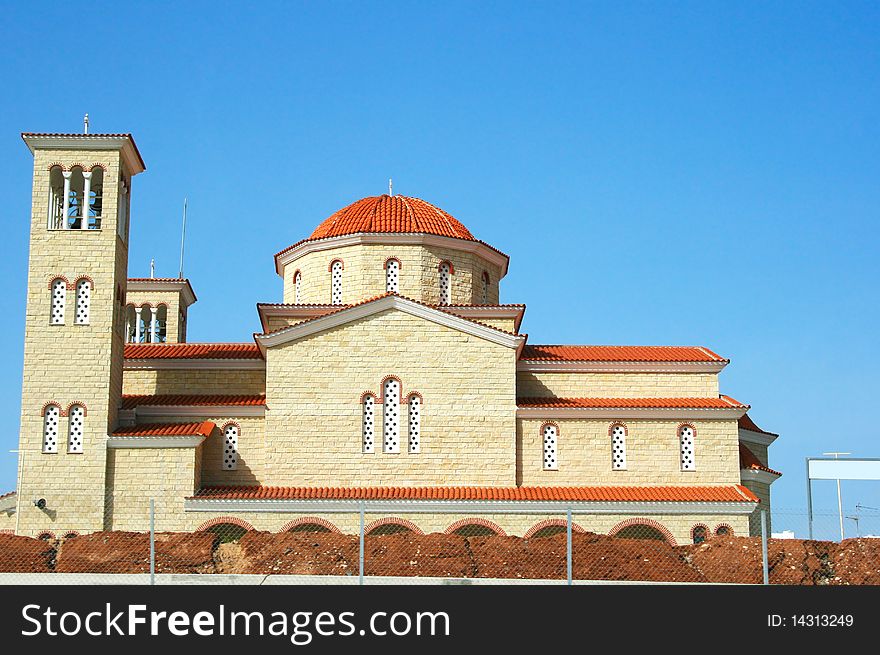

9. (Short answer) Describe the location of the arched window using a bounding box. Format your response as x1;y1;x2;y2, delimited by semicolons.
48;166;65;229
692;525;708;544
124;305;137;343
67;404;84;453
408;394;421;453
137;305;149;343
481;271;490;304
67;166;85;229
50;278;67;324
542;423;558;471
42;404;60;453
85;166;103;229
679;424;696;471
611;423;627;470
438;261;452;305
715;524;732;537
362;394;376;453
74;279;91;325
294;271;302;303
382;378;400;453
385;258;400;293
223;423;239;470
330;260;343;305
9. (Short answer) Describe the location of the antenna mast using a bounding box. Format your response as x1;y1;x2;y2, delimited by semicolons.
178;197;187;279
83;113;89;134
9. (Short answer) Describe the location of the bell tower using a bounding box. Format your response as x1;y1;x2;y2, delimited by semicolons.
16;132;145;536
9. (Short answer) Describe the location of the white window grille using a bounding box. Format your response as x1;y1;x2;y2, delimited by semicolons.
42;405;60;453
408;394;421;453
331;261;343;305
542;424;558;470
680;425;695;471
362;395;376;453
386;259;399;293
223;424;239;470
611;424;626;470
383;378;400;453
74;279;91;324
50;279;66;324
481;271;489;304
294;271;302;303
67;405;84;453
439;262;451;305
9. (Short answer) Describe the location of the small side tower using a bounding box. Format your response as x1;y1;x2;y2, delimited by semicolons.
124;278;197;344
16;132;145;536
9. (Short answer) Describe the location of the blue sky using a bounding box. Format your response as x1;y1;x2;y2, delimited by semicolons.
1;2;878;536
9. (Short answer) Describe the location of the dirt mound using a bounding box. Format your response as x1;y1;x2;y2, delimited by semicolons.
0;534;55;572
829;538;880;585
234;531;359;576
1;529;877;583
575;533;706;582
55;531;215;574
680;535;835;584
365;533;473;577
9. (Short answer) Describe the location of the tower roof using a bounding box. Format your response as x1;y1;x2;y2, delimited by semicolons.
308;195;476;241
21;133;146;174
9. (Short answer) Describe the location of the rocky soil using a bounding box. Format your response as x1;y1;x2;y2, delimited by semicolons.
2;531;878;583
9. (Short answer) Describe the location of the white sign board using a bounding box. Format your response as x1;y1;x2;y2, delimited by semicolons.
808;459;880;481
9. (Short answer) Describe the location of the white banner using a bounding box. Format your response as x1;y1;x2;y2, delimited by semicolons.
808;459;880;481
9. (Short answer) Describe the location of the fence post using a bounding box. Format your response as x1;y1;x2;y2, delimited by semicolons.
566;507;573;586
149;498;155;586
359;500;365;586
760;509;769;585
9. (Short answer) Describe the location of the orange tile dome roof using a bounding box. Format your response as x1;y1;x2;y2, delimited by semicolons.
308;195;476;241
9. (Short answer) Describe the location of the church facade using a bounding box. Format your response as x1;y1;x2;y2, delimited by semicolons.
3;132;781;545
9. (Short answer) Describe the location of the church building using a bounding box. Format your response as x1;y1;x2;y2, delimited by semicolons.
2;131;781;546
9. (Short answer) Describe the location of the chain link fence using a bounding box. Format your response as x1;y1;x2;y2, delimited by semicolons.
1;503;878;584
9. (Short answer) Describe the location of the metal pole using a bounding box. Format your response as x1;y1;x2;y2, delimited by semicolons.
566;507;573;586
359;500;365;586
805;458;813;540
760;510;769;585
178;198;187;279
836;478;845;541
149;499;155;586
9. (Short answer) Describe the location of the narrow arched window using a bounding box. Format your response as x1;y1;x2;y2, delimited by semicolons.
362;394;376;453
74;279;91;325
124;305;137;343
294;271;302;303
542;423;558;470
680;424;696;471
67;405;84;453
383;378;400;453
611;424;627;470
692;525;708;544
48;166;65;229
385;258;400;293
42;405;60;453
50;278;66;324
408;394;421;453
481;271;490;304
155;305;168;343
223;424;239;470
330;260;343;305
438;261;451;305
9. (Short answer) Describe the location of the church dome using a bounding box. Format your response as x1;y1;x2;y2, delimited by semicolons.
308;195;476;242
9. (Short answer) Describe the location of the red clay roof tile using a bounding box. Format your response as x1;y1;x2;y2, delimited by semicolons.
517;396;748;409
520;345;727;362
739;443;782;476
121;394;265;409
190;485;758;503
309;195;475;241
111;421;216;437
124;343;262;360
